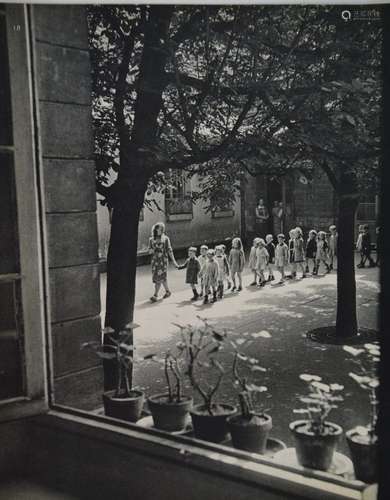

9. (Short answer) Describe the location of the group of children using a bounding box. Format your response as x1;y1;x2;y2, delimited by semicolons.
177;238;245;304
177;223;376;304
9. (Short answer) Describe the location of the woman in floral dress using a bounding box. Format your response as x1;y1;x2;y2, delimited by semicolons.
148;222;178;302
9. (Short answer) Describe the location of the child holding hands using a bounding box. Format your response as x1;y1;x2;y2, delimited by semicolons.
178;246;201;300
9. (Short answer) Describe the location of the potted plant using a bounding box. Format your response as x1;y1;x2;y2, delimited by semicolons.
290;374;344;471
147;348;193;432
82;323;145;422
343;343;379;483
227;331;272;453
176;318;236;443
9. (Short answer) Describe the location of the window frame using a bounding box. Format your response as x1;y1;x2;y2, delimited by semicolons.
0;4;48;421
0;5;380;498
165;169;193;221
46;407;376;500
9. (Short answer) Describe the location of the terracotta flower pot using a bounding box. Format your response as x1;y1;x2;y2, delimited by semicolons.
346;428;377;483
227;413;272;453
190;403;237;443
148;394;193;432
290;420;342;471
103;390;144;423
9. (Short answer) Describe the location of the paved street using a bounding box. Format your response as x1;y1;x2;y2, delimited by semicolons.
100;259;379;454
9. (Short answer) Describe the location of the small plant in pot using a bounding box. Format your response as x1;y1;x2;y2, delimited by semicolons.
176;318;236;443
147;348;193;432
81;323;144;422
290;374;344;471
227;331;272;454
343;343;379;483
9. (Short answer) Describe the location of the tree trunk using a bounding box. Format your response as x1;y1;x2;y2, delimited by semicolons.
105;197;144;331
103;183;146;390
102;6;174;389
335;193;360;337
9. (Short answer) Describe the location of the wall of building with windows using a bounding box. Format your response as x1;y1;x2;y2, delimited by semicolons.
244;170;378;241
97;174;241;262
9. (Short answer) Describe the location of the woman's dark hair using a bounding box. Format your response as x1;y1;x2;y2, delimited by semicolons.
152;222;165;239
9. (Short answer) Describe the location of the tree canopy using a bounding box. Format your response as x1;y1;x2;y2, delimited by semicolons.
88;5;381;212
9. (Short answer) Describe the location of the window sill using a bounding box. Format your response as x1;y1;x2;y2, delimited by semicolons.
166;213;193;222
28;409;376;500
0;397;47;423
212;210;235;218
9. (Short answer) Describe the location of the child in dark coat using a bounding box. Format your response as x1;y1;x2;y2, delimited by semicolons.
178;246;201;300
357;225;376;268
305;229;317;274
265;234;275;282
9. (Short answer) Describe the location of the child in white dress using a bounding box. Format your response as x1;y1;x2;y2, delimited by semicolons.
292;227;306;279
248;237;261;285
229;237;245;292
215;245;230;299
203;249;219;304
256;239;269;287
198;245;208;297
221;244;232;290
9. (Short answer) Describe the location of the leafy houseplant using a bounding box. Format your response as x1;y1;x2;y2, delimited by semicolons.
343;343;379;483
290;374;344;471
176;318;236;443
82;323;144;422
147;349;193;432
227;331;272;453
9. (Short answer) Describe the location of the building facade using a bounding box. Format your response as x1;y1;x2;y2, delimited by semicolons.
97;174;241;261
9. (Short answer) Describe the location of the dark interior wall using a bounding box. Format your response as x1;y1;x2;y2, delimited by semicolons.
31;5;103;409
0;420;29;480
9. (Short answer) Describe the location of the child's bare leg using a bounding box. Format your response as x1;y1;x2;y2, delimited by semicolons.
251;271;257;285
291;262;297;278
151;282;161;300
231;273;237;290
259;271;265;285
237;273;242;290
162;279;170;294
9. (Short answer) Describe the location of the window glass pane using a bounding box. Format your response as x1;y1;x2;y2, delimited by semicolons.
0;280;24;399
0;151;20;274
0;14;13;146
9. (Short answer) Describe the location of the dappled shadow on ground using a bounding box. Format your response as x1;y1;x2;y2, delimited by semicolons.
133;270;379;455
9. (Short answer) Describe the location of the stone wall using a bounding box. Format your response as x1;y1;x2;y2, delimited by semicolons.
32;6;102;409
